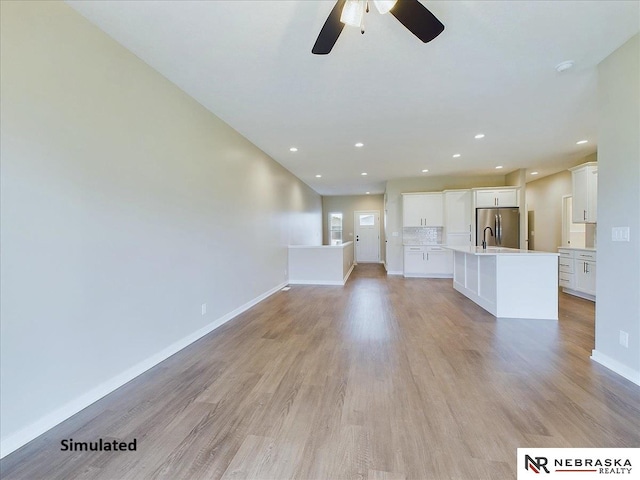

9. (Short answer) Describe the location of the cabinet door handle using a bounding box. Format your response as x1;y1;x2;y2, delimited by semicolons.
422;253;425;260
427;253;429;261
583;210;586;220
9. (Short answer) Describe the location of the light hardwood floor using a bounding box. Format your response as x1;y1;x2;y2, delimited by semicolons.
2;264;639;479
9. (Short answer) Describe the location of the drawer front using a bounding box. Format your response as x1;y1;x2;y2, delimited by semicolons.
558;249;573;259
576;250;596;261
559;272;574;288
405;246;426;253
558;259;574;273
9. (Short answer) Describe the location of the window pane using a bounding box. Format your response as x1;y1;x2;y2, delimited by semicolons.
328;213;342;245
359;214;374;226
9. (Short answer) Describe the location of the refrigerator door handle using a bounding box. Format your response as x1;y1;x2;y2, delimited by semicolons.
498;214;503;245
494;214;499;246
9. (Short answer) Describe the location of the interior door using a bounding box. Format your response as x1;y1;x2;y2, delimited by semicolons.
355;211;380;263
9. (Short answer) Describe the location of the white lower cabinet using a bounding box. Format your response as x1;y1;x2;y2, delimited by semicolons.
404;246;453;278
557;248;596;300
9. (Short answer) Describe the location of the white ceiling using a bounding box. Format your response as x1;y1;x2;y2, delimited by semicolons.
67;1;639;195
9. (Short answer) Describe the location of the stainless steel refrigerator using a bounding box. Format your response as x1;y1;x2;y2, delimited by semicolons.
476;207;520;248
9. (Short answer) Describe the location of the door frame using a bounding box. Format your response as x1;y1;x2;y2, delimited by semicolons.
353;210;381;264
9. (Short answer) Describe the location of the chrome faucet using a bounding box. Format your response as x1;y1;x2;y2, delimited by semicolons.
482;227;494;249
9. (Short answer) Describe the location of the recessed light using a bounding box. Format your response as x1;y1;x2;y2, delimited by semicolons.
366;192;370;195
531;171;539;175
576;140;588;145
474;134;485;139
361;172;367;176
289;147;298;152
422;169;429;173
496;165;503;169
452;154;461;158
355;142;364;148
315;174;322;178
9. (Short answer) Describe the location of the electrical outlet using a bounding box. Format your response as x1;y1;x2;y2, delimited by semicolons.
201;303;207;316
619;330;629;348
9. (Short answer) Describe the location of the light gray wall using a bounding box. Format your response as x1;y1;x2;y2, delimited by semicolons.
385;175;507;273
0;0;321;454
322;195;385;263
593;33;640;383
525;170;574;253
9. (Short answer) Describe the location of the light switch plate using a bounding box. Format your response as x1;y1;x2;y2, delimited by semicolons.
612;226;630;242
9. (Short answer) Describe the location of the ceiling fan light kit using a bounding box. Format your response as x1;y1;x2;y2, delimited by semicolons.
313;0;445;55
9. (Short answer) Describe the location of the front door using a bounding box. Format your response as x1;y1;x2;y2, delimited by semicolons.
354;211;380;263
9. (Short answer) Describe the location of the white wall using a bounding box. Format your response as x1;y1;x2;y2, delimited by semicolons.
385;175;507;274
0;0;321;455
592;33;640;384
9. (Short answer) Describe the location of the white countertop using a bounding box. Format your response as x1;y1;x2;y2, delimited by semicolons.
557;246;596;251
445;245;559;256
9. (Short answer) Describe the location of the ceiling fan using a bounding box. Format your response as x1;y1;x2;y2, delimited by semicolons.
312;0;445;55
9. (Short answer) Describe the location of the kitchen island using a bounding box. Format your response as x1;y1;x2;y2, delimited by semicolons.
446;246;559;320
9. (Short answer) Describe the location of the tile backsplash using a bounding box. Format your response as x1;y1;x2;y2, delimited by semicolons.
403;227;443;245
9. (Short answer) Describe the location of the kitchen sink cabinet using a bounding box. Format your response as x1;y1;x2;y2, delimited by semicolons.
403;246;453;278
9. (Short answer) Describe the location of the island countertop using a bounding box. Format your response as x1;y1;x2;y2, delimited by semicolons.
445;245;559;256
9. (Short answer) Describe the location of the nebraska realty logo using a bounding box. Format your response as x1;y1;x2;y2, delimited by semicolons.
517;448;639;479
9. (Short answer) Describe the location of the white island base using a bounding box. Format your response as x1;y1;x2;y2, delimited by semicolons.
448;246;559;320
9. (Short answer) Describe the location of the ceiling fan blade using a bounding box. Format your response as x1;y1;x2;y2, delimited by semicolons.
390;0;444;43
312;0;347;55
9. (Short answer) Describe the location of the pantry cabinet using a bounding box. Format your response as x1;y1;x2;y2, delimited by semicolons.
570;162;597;223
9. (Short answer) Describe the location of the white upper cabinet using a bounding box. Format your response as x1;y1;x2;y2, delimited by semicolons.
444;190;471;234
474;188;519;208
570;162;597;223
402;193;443;227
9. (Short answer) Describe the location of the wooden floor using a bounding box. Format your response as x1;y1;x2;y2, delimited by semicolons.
2;264;639;479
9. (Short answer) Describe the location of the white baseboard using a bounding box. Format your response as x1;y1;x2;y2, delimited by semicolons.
0;281;287;459
343;264;355;284
562;287;595;302
403;273;454;279
289;279;344;285
386;270;404;275
591;350;640;386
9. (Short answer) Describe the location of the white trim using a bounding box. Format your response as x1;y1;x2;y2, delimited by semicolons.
591;350;640;386
562;287;595;302
0;281;287;459
404;273;453;279
343;264;355;284
386;270;404;275
288;279;344;285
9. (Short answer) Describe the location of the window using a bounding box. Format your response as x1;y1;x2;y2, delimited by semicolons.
329;212;343;245
359;214;374;226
